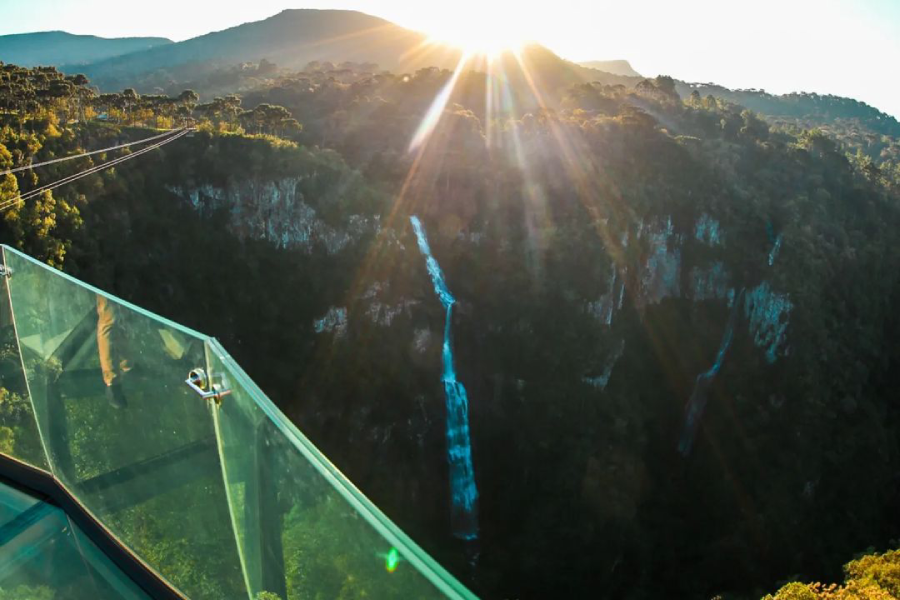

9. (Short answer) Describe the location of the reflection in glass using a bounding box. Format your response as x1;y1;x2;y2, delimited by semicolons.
0;253;48;470
210;340;474;600
4;249;244;599
0;479;150;598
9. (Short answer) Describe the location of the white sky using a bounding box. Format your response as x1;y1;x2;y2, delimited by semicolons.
3;0;899;118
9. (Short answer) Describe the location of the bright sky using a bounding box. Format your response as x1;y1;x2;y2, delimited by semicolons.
2;0;899;118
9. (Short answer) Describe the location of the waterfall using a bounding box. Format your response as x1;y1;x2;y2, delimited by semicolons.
766;221;783;266
410;216;479;541
768;234;783;266
678;289;745;456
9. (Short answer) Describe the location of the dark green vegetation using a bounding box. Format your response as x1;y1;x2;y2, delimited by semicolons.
2;47;900;600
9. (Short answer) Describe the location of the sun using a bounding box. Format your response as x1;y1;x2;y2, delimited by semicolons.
427;29;527;58
417;6;535;58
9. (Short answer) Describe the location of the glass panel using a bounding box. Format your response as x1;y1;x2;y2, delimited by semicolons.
208;340;477;600
0;251;48;470
3;247;246;599
0;244;476;600
0;479;150;599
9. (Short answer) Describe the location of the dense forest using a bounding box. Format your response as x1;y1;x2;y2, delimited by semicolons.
2;53;900;600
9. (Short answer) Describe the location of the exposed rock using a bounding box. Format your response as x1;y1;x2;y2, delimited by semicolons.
313;306;348;337
638;216;681;307
694;213;722;246
690;261;731;301
745;282;792;363
168;177;374;252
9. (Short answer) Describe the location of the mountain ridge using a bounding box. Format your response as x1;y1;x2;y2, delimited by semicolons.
6;9;895;130
75;9;438;90
0;31;172;67
578;59;641;78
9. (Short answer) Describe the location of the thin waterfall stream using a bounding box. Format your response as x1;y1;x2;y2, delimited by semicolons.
410;216;479;542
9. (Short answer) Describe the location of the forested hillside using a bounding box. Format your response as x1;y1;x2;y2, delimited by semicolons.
2;58;900;600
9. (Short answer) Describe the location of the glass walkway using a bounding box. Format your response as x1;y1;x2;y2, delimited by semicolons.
0;244;477;600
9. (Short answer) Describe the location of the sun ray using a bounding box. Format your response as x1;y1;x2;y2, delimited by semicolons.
286;23;403;52
484;62;494;147
408;53;471;152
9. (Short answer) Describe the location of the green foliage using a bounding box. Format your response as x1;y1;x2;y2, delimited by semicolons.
0;321;46;466
0;585;54;600
281;496;433;599
764;549;900;599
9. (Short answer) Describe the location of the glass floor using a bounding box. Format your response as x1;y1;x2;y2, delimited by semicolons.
0;478;150;599
0;245;477;600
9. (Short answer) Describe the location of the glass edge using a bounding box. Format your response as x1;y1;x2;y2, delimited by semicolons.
0;450;53;477
207;339;256;600
206;338;479;600
0;244;209;342
1;246;53;472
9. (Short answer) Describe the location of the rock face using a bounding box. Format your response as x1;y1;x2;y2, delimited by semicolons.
362;282;419;327
313;307;348;337
690;262;732;302
168;177;374;252
171;168;799;503
638;217;682;308
579;212;793;439
694;213;722;246
172;176;796;423
745;282;793;363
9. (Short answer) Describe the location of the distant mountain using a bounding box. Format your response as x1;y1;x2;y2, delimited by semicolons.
579;60;641;78
0;31;172;67
493;46;641;98
70;10;643;95
677;81;900;138
31;9;894;142
77;9;436;90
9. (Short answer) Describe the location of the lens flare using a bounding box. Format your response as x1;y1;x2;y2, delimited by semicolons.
408;53;471;152
385;547;401;573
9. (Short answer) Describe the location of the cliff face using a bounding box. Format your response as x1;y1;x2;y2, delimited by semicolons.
579;211;791;392
169;167;796;451
169;177;376;252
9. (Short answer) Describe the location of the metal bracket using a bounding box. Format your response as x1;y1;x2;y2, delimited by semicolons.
185;368;231;405
0;265;11;278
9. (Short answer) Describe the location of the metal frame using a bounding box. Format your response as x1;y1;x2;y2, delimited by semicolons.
0;451;187;599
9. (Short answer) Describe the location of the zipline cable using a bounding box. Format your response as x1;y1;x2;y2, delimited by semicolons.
0;128;192;213
0;128;190;212
0;127;186;176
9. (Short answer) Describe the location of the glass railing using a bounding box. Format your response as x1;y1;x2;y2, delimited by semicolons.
0;244;477;600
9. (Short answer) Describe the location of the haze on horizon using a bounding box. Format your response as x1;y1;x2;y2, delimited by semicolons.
1;0;898;119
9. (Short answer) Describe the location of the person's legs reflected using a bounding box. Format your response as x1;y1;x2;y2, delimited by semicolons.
97;295;131;408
